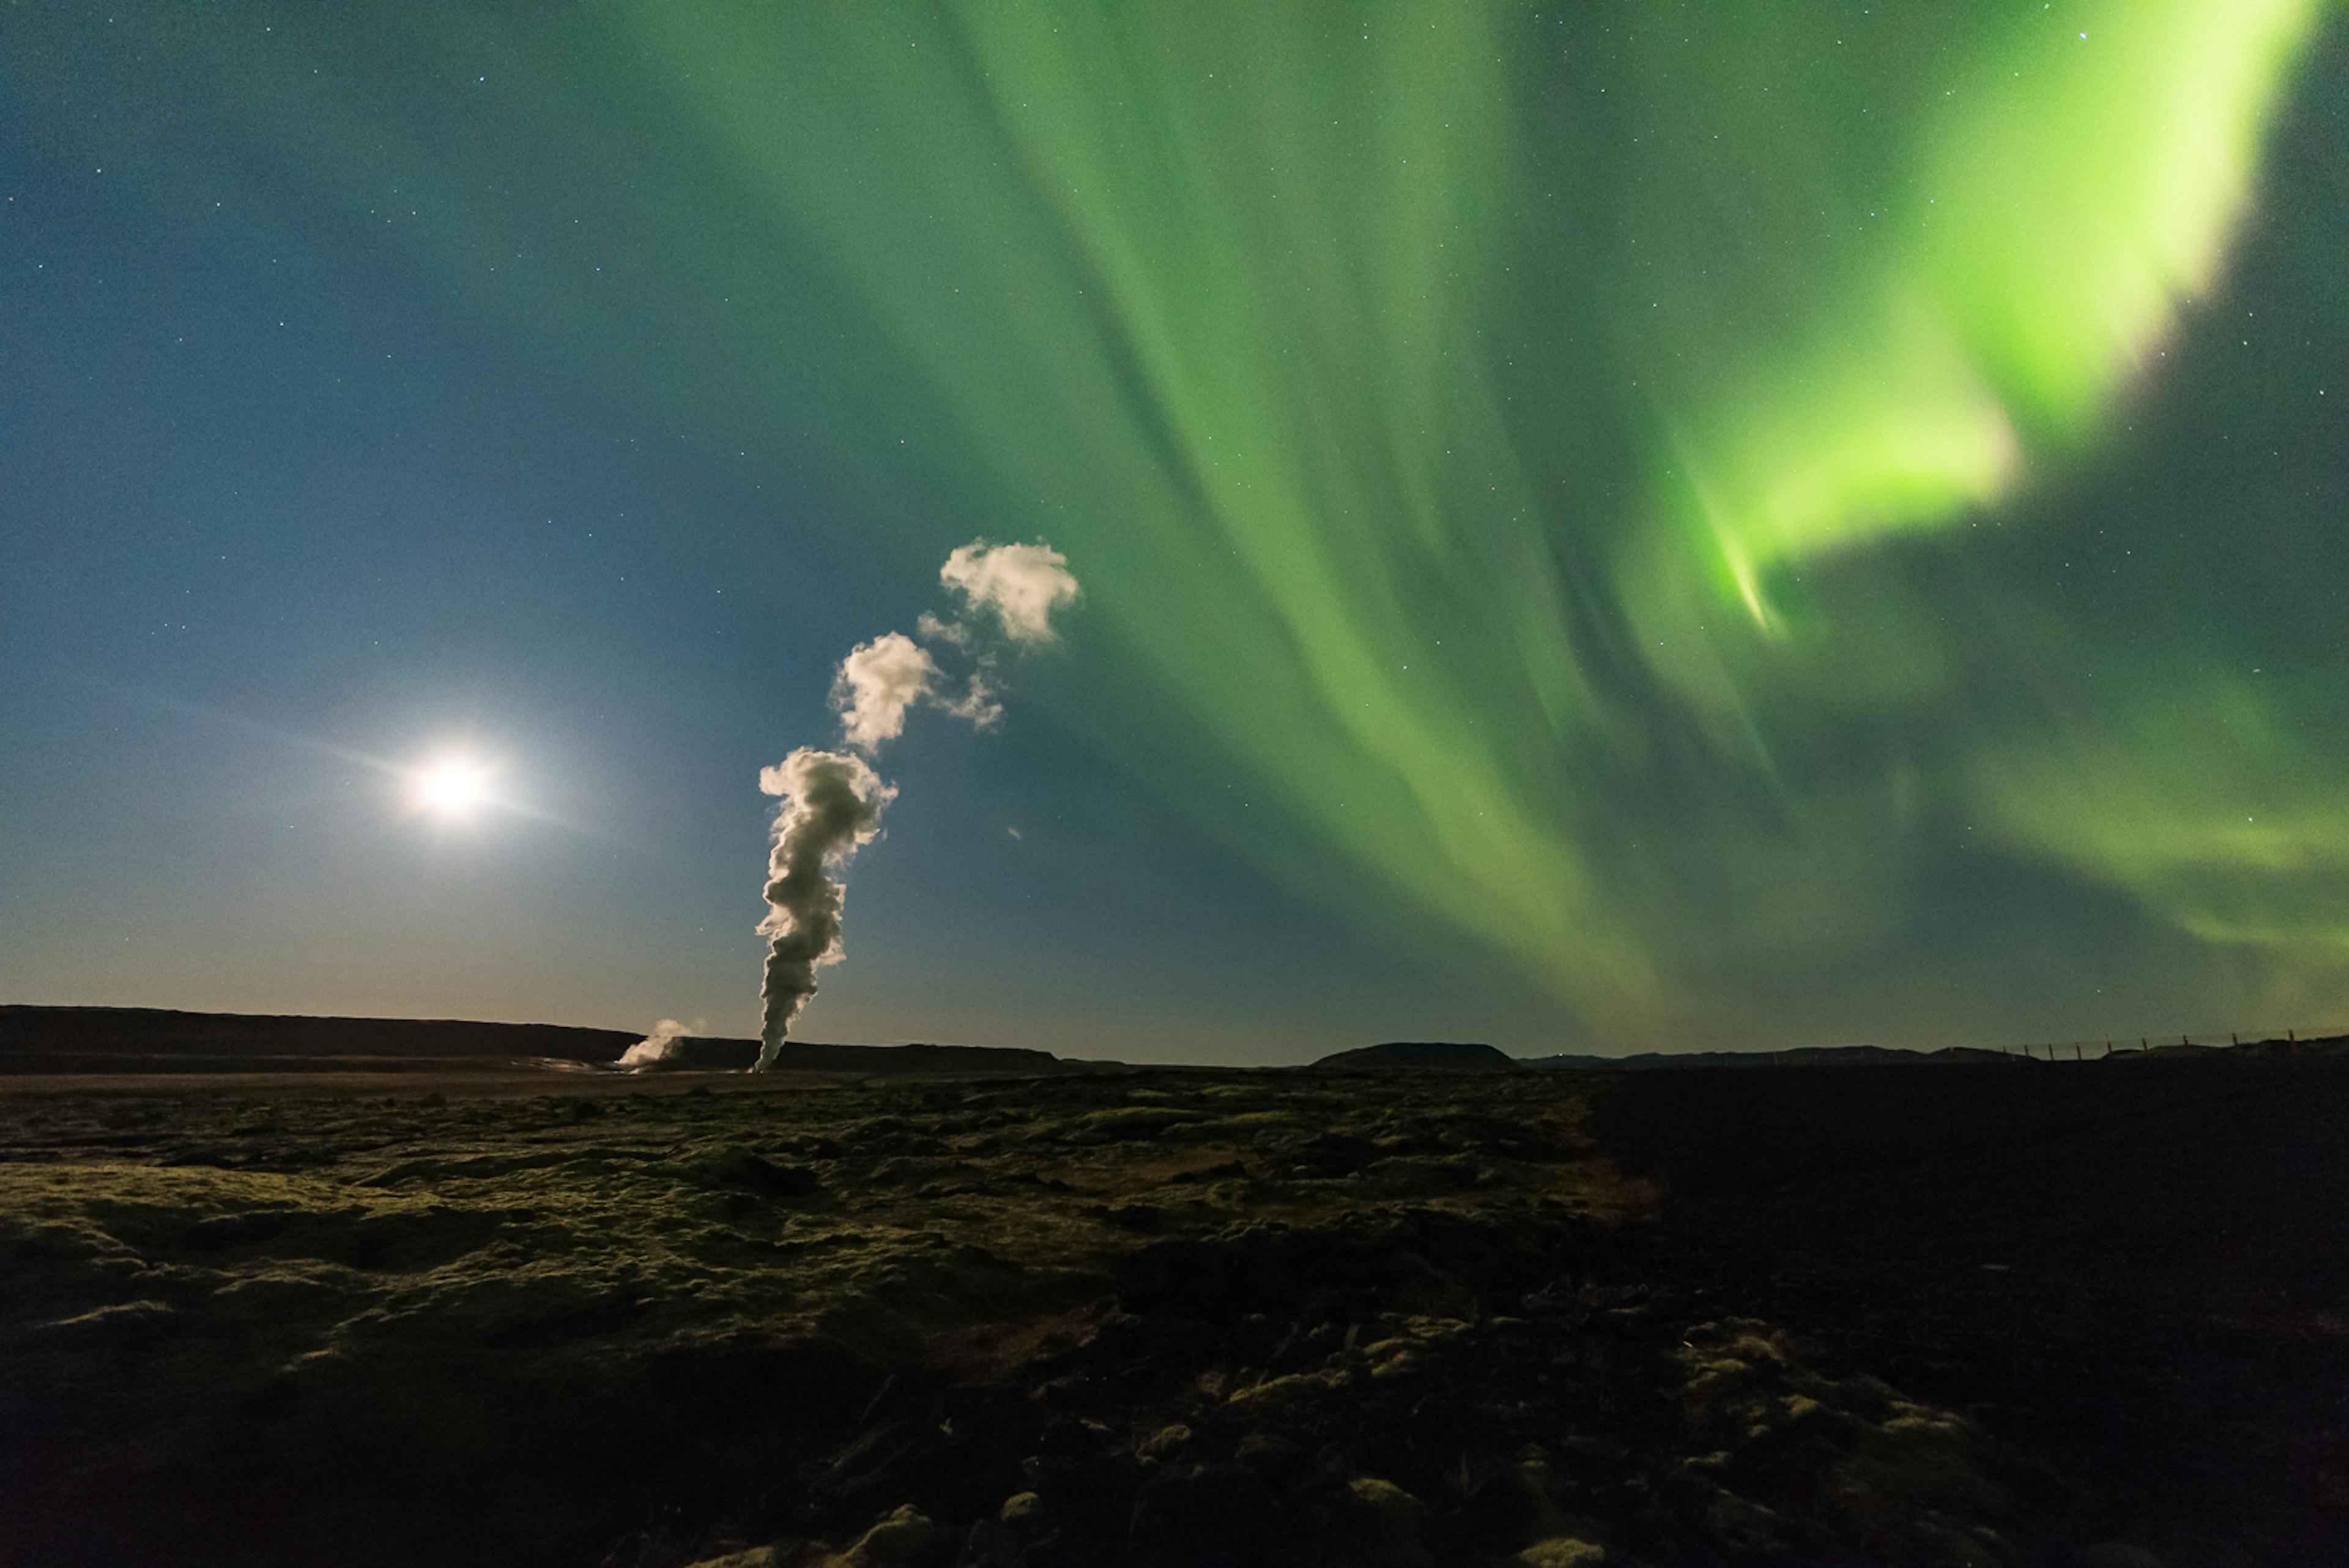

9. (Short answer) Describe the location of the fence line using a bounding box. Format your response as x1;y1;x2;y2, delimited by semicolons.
1747;1028;2342;1066
1984;1028;2330;1061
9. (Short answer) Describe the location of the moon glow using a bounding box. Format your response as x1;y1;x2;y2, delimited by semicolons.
413;758;492;820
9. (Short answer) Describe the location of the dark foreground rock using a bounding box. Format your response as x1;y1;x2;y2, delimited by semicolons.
1594;1063;2349;1567
734;1213;2019;1568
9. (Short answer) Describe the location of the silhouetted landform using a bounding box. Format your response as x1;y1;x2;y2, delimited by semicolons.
1530;1035;2348;1069
0;1005;653;1073
1307;1040;1520;1072
759;1040;1116;1076
2130;1032;2349;1059
1533;1043;2005;1068
0;1006;1111;1076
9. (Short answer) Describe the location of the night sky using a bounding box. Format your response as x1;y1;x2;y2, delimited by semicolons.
6;2;2345;1063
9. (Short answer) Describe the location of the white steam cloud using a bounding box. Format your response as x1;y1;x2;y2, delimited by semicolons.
940;540;1082;645
753;540;1080;1070
832;631;942;751
914;611;970;650
755;749;896;1070
618;1017;703;1072
940;669;1003;729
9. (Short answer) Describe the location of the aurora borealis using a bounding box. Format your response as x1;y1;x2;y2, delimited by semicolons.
5;2;2345;1057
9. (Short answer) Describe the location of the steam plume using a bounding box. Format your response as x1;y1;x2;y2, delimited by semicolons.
618;1017;702;1072
940;540;1082;644
832;631;941;751
913;611;970;649
752;538;1078;1070
755;749;896;1069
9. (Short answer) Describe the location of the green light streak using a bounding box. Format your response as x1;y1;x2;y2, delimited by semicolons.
1973;682;2349;958
631;1;2328;1024
1633;0;2323;652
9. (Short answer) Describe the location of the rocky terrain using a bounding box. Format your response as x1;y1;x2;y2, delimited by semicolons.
2;1061;2343;1567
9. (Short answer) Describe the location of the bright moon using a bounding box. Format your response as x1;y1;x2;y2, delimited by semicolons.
414;759;491;819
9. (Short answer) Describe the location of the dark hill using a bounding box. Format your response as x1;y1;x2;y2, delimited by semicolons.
759;1040;1107;1076
1531;1037;2348;1069
1308;1040;1519;1072
0;1005;666;1074
0;1006;1112;1076
1528;1044;1926;1070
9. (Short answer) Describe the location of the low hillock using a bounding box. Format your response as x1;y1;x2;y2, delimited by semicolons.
1307;1041;1519;1073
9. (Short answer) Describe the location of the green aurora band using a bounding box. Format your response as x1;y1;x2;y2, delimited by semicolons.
30;1;2347;1041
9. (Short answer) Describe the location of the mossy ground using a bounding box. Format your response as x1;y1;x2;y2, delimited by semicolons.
2;1065;2340;1567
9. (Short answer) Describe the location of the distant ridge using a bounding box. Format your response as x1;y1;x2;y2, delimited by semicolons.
757;1040;1115;1076
0;1005;657;1074
1528;1044;1924;1071
1308;1041;1520;1073
0;1006;1105;1076
1527;1038;2349;1069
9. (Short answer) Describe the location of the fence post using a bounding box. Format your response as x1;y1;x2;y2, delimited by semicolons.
2289;1028;2296;1042
2232;1032;2238;1047
2140;1038;2148;1052
2104;1039;2113;1057
2074;1042;2082;1061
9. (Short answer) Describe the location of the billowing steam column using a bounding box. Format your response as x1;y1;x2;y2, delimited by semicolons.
754;749;896;1072
751;538;1080;1072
